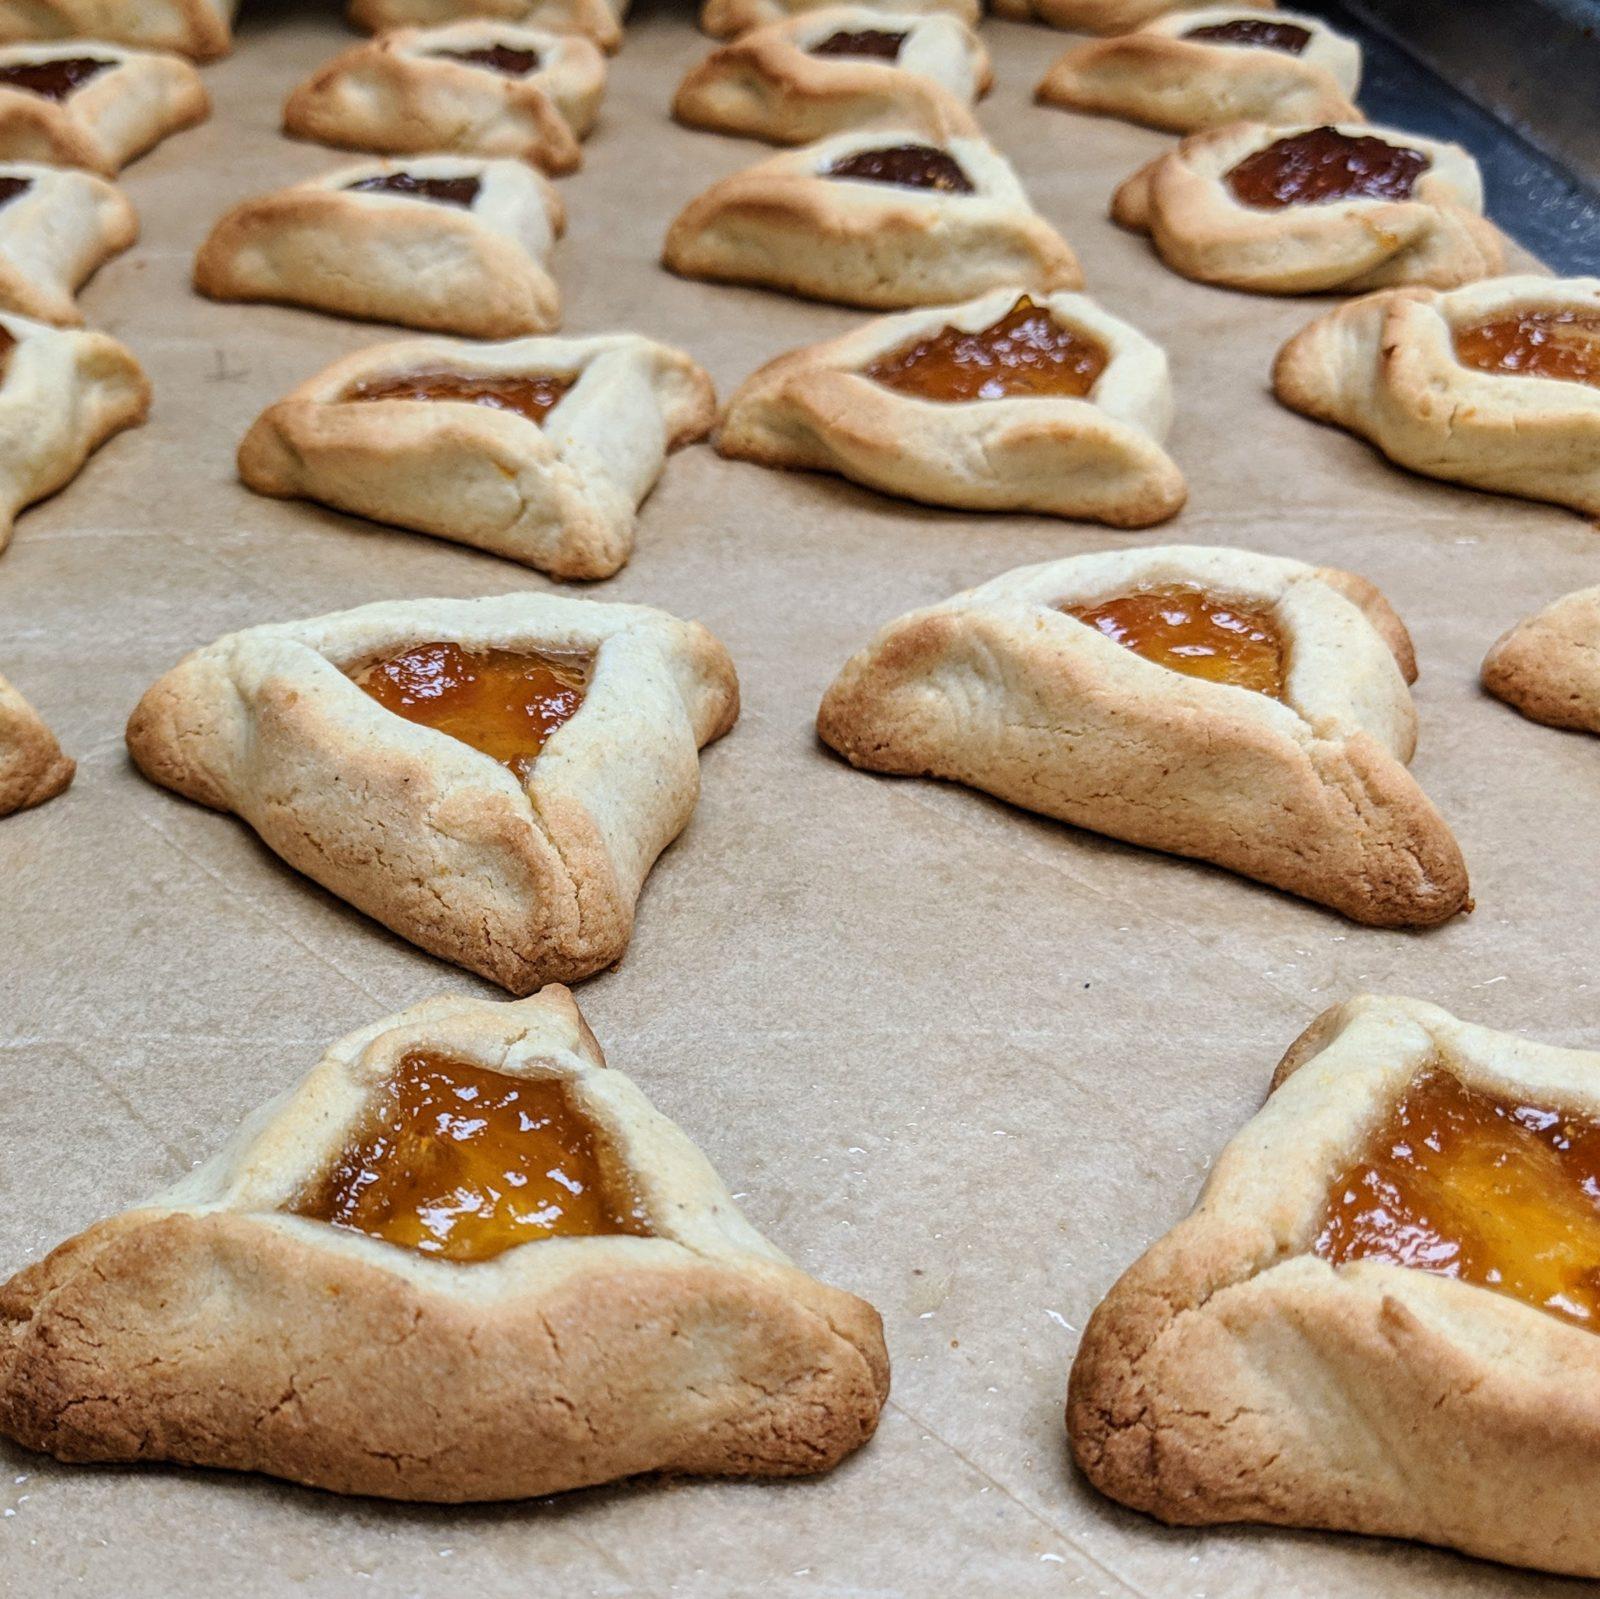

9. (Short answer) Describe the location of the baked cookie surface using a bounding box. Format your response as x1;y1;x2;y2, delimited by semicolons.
1275;273;1600;516
675;6;988;145
0;985;889;1500
818;545;1467;927
238;331;716;580
0;0;236;60
1113;120;1503;294
0;669;73;815
194;155;566;337
0;160;135;323
0;40;208;174
126;592;739;993
349;0;628;54
1069;993;1600;1578
0;310;149;556
990;0;1272;34
701;0;977;42
1482;585;1600;734
663;124;1081;309
1037;8;1359;133
285;21;606;175
719;286;1184;525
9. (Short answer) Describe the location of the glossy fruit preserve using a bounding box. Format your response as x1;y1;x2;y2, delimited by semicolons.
811;28;906;59
290;1051;652;1261
1315;1069;1600;1330
1225;126;1429;209
432;43;540;75
827;143;973;193
0;56;113;98
352;641;589;782
1183;19;1311;52
346;369;574;424
346;171;482;208
863;295;1107;403
1065;585;1287;697
1453;310;1600;389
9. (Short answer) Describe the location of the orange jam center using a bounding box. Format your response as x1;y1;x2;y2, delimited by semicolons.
1452;310;1600;389
0;55;113;98
1065;585;1287;697
1182;18;1311;52
289;1050;651;1262
862;295;1108;403
826;143;973;194
1315;1069;1600;1330
345;369;574;425
346;171;481;208
1225;126;1429;209
352;640;589;782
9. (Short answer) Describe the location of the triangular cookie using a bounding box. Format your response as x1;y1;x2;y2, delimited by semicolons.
284;22;607;175
348;0;628;54
701;0;978;41
1275;274;1600;516
0;310;150;556
1069;993;1600;1578
1036;9;1360;134
194;155;566;338
663;122;1081;309
0;161;135;324
1482;585;1600;734
0;41;208;174
719;285;1184;525
0;0;238;60
238;331;716;579
126;592;740;991
1112;120;1503;294
0;669;73;815
673;6;990;147
0;985;889;1500
991;0;1264;32
818;546;1468;926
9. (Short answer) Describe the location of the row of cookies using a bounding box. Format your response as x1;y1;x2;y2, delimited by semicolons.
8;537;1596;928
0;0;628;60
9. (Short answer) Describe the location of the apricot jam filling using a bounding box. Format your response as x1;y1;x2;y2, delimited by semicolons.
1315;1069;1600;1331
826;142;973;194
289;1051;651;1262
1225;126;1429;209
1065;585;1287;698
0;326;13;378
811;28;907;59
345;369;575;424
863;295;1108;403
351;640;590;782
0;176;27;209
1183;18;1311;52
1453;310;1600;389
346;171;481;208
0;56;114;98
432;43;541;75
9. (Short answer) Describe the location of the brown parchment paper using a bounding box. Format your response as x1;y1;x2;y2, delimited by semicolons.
2;4;1597;1594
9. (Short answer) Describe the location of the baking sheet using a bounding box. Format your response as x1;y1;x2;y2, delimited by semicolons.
3;4;1598;1594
